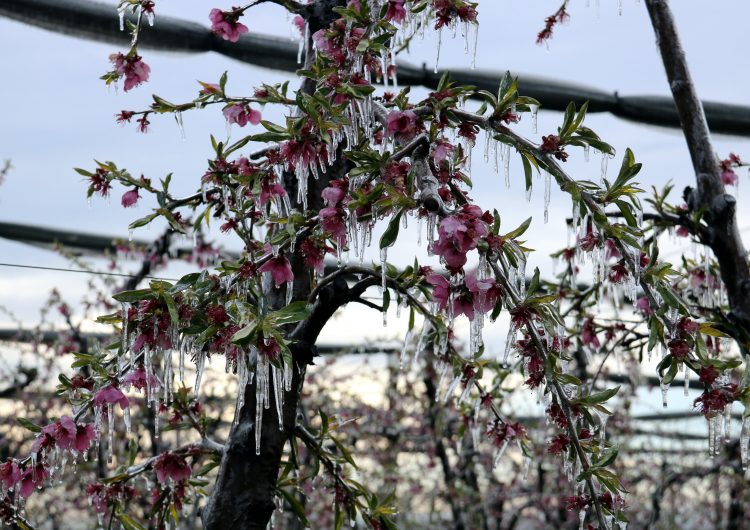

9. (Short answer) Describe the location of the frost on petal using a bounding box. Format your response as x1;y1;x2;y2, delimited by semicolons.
259;256;294;287
154;452;192;483
94;385;130;410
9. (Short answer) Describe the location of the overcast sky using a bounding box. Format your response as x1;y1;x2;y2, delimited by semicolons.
1;0;748;365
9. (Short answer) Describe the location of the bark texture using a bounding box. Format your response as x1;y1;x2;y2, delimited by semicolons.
645;0;750;348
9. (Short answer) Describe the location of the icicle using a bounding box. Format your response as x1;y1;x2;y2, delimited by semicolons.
493;439;510;467
194;350;206;397
380;247;388;295
272;366;284;431
579;508;587;530
174;111;186;140
400;330;413;370
660;380;669;408
471;22;478;69
444;374;462;403
434;27;442;73
600;152;609;182
618;0;623;15
255;355;270;455
530;104;539;134
502;325;517;364
684;370;690;396
522;455;532;480
502;144;510;188
544;170;551;223
584;144;590;162
107;404;114;464
741;416;749;470
118;6;126;31
123;406;131;435
598;412;608;448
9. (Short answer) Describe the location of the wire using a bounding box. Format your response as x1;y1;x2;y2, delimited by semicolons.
0;262;177;282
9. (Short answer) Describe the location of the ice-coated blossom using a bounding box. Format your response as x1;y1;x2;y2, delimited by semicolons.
321;180;348;206
0;460;21;490
432;205;489;273
121;187;140;208
122;365;159;392
299;238;332;274
548;433;570;454
223;104;262;127
319;207;347;243
209;8;249;43
19;464;47;498
292;15;305;36
721;169;738;186
426;274;450;311
465;273;501;315
94;385;129;410
386;110;419;141
153;452;192;484
581;317;600;349
259;255;294;287
109;52;150;92
385;0;407;23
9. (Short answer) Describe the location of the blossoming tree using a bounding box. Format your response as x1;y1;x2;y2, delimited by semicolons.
2;0;749;529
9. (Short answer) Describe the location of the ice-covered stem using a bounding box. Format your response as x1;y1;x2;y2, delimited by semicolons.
487;258;608;529
645;0;750;349
449;106;668;331
389;133;448;215
293;424;390;528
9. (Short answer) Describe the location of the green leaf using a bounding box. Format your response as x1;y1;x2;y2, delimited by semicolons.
17;417;42;433
161;291;179;325
579;386;620;406
128;213;158;230
113;289;153;303
380;208;404;249
231;323;257;344
503;216;532;239
270;301;311;326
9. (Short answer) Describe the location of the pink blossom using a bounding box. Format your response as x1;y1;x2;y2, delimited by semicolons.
109;53;150;92
385;0;407;23
153;452;192;484
209;8;249;43
0;460;21;490
259;255;294;287
73;423;96;453
432;205;488;274
94;385;129;410
223;104;262;127
386;110;419;141
581;318;600;349
122;365;159;392
199;82;221;95
299;239;331;274
321;183;347;206
426;274;450;311
465;273;501;315
259;178;286;207
319;207;348;243
635;296;652;316
676;225;690;237
19;464;47;498
121;187;140;208
433;140;454;165
292;15;305;36
721;169;738;186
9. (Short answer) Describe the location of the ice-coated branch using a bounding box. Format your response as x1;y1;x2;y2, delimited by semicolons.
645;0;750;350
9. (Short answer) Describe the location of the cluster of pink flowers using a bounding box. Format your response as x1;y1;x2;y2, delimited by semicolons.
719;152;742;186
153;452;192;483
486;418;526;446
385;110;420;142
209;7;249;42
86;481;139;514
433;0;478;29
536;4;569;45
0;415;96;499
109;52;151;92
426;271;502;321
432;205;490;273
320;178;349;245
